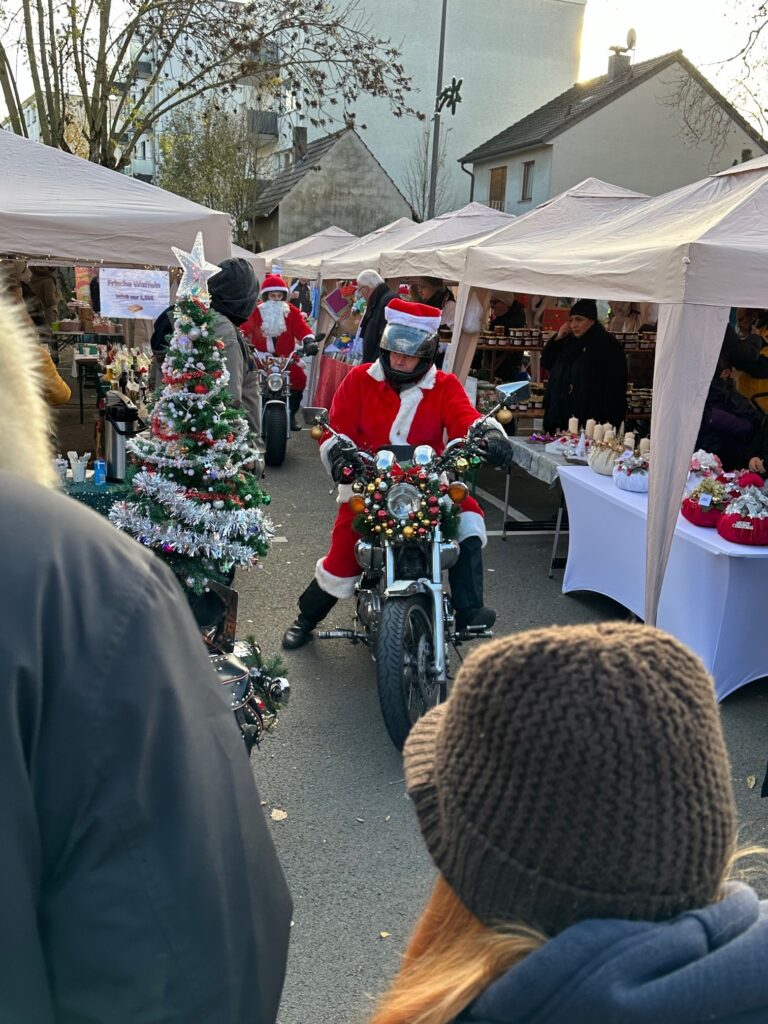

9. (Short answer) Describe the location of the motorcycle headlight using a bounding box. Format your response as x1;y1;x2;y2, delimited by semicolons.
267;372;283;392
386;482;421;521
412;444;435;466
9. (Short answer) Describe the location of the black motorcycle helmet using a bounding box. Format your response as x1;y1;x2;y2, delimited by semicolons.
379;298;441;390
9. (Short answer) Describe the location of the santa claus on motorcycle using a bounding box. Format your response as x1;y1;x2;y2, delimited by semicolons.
241;274;315;431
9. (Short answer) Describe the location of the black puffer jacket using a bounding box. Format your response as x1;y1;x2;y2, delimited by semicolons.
542;323;627;432
360;282;396;363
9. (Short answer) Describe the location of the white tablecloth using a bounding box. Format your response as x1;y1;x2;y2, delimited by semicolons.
558;466;768;699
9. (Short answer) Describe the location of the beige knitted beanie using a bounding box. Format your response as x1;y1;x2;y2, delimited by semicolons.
403;623;736;935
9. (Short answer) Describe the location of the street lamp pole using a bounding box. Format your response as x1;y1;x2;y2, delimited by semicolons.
427;0;448;220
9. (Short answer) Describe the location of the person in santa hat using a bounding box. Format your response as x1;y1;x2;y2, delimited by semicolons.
241;274;315;431
282;298;513;650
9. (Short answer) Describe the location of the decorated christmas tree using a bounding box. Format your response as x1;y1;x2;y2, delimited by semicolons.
110;233;273;597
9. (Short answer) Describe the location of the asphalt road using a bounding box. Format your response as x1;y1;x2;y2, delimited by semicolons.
239;428;768;1024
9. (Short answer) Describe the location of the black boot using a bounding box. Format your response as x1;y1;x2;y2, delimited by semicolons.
289;389;304;431
449;536;496;632
282;578;338;649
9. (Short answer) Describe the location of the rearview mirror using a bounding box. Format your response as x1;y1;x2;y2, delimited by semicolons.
496;380;530;404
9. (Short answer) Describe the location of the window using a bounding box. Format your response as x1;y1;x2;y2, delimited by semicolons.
488;166;507;211
521;160;535;202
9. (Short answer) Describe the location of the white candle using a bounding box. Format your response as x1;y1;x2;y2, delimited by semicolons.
585;418;596;439
604;428;615;442
639;437;651;454
623;431;636;450
568;416;579;436
593;424;605;443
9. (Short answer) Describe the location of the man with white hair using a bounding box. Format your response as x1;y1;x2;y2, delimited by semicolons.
357;269;395;363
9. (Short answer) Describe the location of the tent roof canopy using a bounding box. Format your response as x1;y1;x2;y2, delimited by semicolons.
0;130;232;267
393;178;649;283
282;216;419;280
461;156;768;307
246;225;357;280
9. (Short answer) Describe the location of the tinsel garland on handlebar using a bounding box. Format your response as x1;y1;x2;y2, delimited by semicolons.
349;468;462;543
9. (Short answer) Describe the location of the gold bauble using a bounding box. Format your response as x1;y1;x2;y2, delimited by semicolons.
385;528;394;537
455;457;469;473
310;424;324;440
496;408;514;425
374;525;382;533
367;482;376;493
402;525;415;539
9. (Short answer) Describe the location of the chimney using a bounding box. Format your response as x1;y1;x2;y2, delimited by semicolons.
607;50;632;81
292;126;307;165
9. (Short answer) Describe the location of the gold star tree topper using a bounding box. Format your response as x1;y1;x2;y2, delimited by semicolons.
171;232;221;299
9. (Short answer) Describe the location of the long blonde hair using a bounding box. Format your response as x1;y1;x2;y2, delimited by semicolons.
368;875;545;1024
370;846;768;1024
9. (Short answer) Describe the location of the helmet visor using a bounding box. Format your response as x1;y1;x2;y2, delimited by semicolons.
380;323;437;358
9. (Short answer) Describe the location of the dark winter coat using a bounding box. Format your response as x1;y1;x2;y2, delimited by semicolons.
696;376;763;469
290;279;312;316
491;302;526;331
456;883;768;1024
360;282;396;363
150;303;175;354
0;472;292;1023
542;323;627;432
722;324;768;378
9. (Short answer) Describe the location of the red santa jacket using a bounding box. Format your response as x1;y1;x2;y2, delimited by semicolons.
319;360;489;472
241;301;313;356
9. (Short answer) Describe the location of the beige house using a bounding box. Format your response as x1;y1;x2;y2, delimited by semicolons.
248;128;413;251
461;50;768;211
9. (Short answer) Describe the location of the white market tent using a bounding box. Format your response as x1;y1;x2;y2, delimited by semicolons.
0;130;232;267
378;202;514;279
283;216;425;281
450;158;768;623
245;225;357;282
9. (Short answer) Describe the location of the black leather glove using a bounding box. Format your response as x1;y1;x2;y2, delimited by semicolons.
477;427;513;469
329;441;356;483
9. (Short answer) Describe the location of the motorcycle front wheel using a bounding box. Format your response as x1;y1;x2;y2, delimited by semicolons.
374;595;443;750
263;403;288;466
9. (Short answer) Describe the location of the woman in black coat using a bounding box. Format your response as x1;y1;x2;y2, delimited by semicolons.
542;299;628;433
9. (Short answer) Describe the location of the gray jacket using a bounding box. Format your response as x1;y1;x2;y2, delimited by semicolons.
213;311;260;435
0;471;291;1022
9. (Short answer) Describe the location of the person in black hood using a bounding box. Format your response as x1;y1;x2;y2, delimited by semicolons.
542;299;627;433
209;257;261;434
696;351;763;468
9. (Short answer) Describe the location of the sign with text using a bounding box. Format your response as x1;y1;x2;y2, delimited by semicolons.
99;268;169;320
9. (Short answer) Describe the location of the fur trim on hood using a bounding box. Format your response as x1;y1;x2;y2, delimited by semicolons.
0;292;56;488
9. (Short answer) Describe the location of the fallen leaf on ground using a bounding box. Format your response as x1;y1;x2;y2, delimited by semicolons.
356;817;365;823
385;815;391;822
271;808;288;821
379;931;391;939
747;775;757;789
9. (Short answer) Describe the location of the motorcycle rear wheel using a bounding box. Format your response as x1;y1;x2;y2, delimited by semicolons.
263;403;288;467
374;595;443;750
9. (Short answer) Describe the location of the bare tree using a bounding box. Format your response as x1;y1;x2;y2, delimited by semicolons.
156;100;266;245
402;125;454;221
0;0;416;170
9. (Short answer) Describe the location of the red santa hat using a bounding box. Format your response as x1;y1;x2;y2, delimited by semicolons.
260;273;289;297
384;297;442;334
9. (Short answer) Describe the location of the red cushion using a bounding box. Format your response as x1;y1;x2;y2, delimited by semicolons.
681;498;722;528
717;513;768;545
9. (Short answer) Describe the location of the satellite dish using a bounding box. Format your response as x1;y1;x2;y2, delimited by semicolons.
627;27;637;50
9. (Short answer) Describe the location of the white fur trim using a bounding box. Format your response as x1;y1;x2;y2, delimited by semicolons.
314;556;358;599
0;295;56;488
390;386;424;445
388;365;438;444
457;510;487;548
319;432;355;475
481;416;506;435
384;306;441;332
336;483;354;505
367;360;386;381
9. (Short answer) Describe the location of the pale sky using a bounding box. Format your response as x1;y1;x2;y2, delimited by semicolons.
578;0;750;91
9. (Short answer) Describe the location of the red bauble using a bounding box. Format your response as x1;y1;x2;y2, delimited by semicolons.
374;492;383;502
227;433;235;443
738;472;765;489
193;384;207;394
377;509;388;520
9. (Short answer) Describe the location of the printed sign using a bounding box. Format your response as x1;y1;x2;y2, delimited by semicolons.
99;268;169;319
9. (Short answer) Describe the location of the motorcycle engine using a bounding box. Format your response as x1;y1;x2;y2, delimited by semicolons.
396;545;427;580
356;587;381;631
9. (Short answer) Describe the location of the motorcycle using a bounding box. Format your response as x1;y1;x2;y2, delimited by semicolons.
313;380;528;749
252;333;323;467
